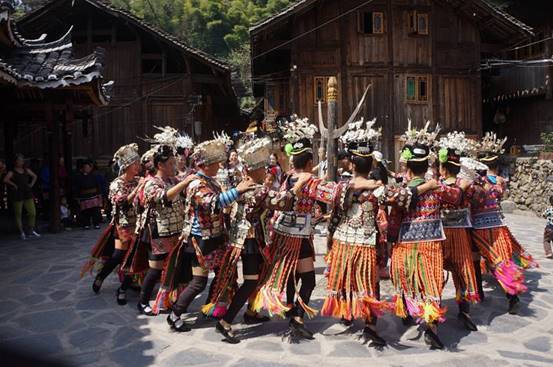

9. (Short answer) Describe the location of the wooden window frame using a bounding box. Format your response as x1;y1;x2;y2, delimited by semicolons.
358;10;386;35
314;76;331;105
408;10;429;36
405;75;431;104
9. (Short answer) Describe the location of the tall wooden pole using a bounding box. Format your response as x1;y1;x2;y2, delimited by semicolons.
326;77;338;181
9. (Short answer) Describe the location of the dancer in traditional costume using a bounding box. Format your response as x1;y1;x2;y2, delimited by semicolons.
252;118;324;340
436;132;480;331
206;137;278;343
137;127;196;316
320;119;392;347
167;133;256;332
469;133;537;314
85;144;142;305
390;122;462;349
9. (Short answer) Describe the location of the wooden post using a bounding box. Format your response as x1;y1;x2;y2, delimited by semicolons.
63;102;74;203
3;119;15;170
326;77;338;181
545;26;553;100
46;106;61;233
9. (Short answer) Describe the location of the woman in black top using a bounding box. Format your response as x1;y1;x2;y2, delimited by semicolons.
3;154;39;240
73;160;102;229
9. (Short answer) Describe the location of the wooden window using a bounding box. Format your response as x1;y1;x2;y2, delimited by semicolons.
417;13;429;35
314;76;330;104
359;11;385;35
406;75;430;103
408;11;429;35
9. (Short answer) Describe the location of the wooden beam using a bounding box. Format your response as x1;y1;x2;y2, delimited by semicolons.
190;74;224;85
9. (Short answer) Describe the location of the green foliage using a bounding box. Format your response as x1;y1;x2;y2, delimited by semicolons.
110;0;293;57
541;132;553;152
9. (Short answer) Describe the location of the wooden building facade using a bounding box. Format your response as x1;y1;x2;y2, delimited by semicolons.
0;0;109;231
251;0;532;160
483;0;553;146
11;0;240;160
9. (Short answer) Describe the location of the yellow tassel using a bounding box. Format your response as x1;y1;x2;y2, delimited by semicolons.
250;291;264;313
395;296;407;319
201;303;215;316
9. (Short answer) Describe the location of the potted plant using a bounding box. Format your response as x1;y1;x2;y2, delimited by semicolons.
540;132;553;160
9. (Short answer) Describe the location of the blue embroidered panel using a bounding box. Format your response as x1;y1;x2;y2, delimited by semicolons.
399;219;445;243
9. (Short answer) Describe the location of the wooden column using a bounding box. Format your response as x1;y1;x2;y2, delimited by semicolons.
545;25;553;100
63;102;74;203
326;77;338;181
46;106;61;233
3;119;15;170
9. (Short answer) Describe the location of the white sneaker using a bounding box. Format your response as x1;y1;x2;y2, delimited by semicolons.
20;232;27;240
30;231;41;238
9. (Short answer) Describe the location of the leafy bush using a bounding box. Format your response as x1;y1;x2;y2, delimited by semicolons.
541;132;553;152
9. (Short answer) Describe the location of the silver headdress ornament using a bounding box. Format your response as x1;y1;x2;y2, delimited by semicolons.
459;157;489;182
479;132;507;156
280;117;318;155
281;117;318;143
340;118;382;156
237;137;273;171
192;131;233;166
113;143;140;173
176;133;194;151
150;125;179;148
401;120;441;146
399;120;440;162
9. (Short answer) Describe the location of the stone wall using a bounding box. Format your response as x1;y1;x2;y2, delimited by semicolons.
507;158;553;215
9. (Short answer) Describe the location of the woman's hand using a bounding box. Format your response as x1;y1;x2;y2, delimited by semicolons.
236;176;257;194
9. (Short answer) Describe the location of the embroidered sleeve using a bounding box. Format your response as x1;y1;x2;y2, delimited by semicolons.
264;189;294;211
144;178;166;205
436;183;462;206
304;178;338;204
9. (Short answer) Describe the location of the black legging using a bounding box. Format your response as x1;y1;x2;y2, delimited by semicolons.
223;253;263;324
97;249;132;291
172;275;208;316
139;252;168;305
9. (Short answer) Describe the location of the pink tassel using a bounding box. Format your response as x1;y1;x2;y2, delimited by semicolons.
494;260;527;295
212;304;228;318
405;297;423;319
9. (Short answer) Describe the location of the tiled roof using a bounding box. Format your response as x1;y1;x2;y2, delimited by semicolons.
0;2;109;103
20;0;230;72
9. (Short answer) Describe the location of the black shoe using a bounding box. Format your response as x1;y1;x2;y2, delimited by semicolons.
167;314;191;332
137;302;155;316
402;315;415;326
289;318;315;340
243;312;270;325
508;295;520;315
94;225;101;230
363;327;386;347
92;277;103;294
341;317;353;327
424;329;444;350
116;288;127;306
458;312;477;331
216;322;240;344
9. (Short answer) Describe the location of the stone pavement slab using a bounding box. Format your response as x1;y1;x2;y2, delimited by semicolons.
0;213;552;366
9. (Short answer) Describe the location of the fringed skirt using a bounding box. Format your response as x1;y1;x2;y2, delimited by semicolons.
150;235;181;313
252;234;317;318
391;241;447;324
80;223;115;278
322;241;391;321
471;226;537;295
443;228;480;303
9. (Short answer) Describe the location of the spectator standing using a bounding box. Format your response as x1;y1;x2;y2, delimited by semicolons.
3;154;40;240
73;159;102;229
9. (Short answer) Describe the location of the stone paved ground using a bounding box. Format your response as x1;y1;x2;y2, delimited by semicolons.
1;213;553;367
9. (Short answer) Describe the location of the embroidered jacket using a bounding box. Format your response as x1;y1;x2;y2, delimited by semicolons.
440;177;472;229
398;177;462;243
109;176;139;228
469;175;506;229
270;176;332;239
182;173;240;239
325;182;386;247
144;176;185;238
228;186;289;247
